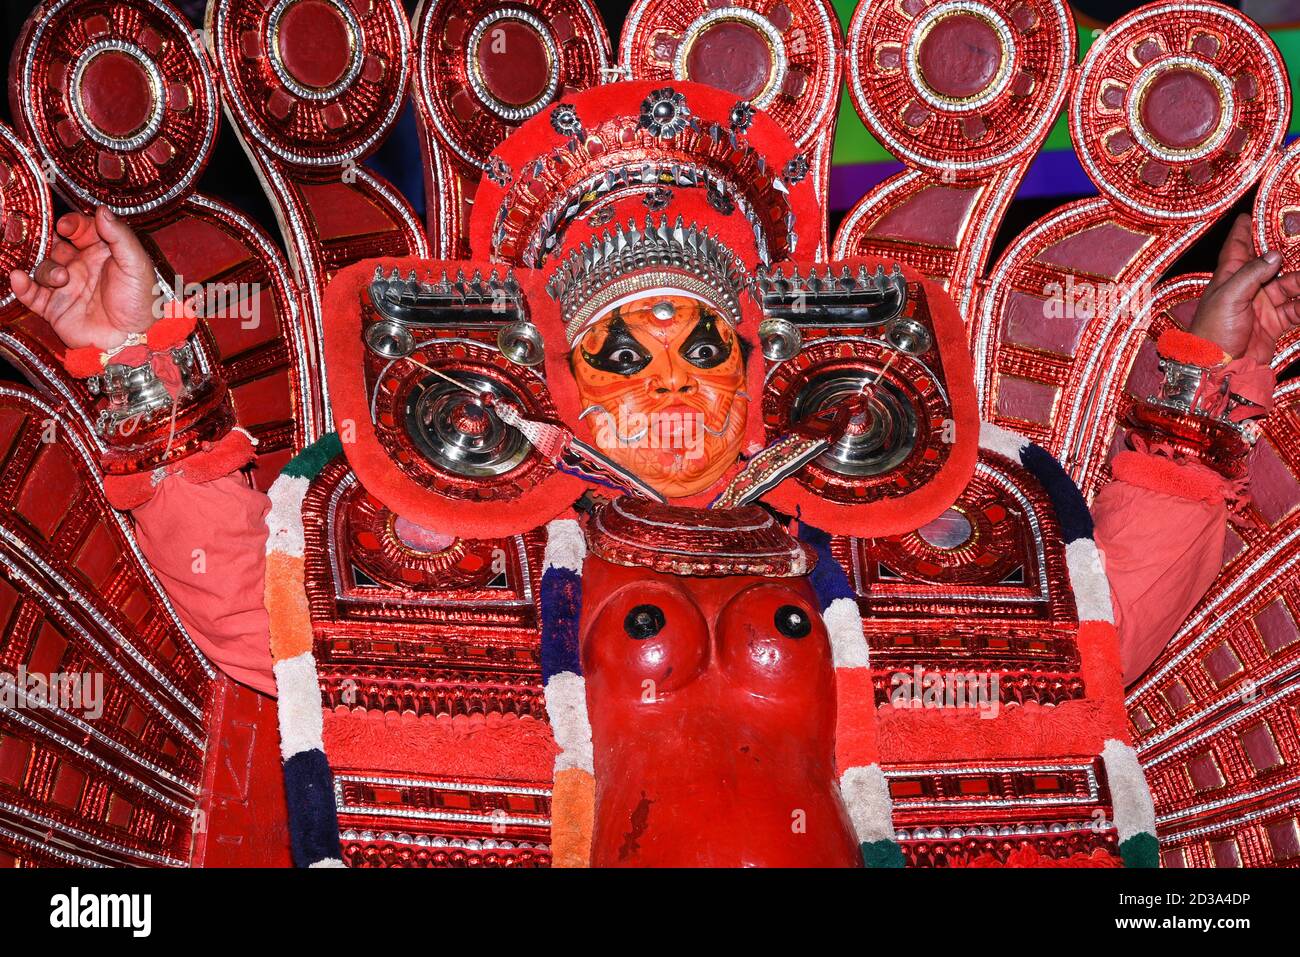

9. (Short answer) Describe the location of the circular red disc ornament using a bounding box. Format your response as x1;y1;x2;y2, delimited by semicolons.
620;0;841;152
0;124;53;319
11;0;218;215
208;0;411;167
413;0;610;171
1070;2;1289;222
846;0;1074;177
1253;138;1300;271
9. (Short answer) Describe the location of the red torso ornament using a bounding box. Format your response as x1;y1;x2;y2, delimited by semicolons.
582;556;857;867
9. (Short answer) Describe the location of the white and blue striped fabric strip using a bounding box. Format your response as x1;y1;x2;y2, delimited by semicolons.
274;651;325;762
840;764;895;844
1101;739;1158;844
545;671;595;774
1066;538;1115;624
265;474;310;559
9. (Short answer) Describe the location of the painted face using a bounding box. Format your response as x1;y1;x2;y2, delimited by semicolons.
571;295;748;499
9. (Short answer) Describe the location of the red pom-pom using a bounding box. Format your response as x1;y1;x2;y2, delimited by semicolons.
1156;328;1230;367
61;346;106;378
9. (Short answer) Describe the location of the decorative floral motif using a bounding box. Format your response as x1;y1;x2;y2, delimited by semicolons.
486;156;512;187
587;206;616;227
729;101;755;134
550;103;584;141
639;88;691;139
642;185;673;211
783;154;809;185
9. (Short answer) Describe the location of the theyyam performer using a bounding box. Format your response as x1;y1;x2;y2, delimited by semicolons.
0;0;1298;868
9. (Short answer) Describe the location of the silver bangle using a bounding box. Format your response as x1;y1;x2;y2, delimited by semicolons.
1148;357;1259;443
87;338;205;439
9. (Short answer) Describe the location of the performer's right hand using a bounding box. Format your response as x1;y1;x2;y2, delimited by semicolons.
7;205;158;351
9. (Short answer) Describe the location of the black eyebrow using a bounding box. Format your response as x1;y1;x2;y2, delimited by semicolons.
678;309;733;368
580;313;654;375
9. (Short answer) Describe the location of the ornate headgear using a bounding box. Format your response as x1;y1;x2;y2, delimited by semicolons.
545;213;748;345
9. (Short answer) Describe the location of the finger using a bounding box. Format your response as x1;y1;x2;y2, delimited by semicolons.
1264;269;1300;304
48;238;78;266
30;258;69;288
56;211;101;249
1278;298;1300;329
1216;250;1283;306
93;206;152;275
7;269;52;315
1208;214;1256;288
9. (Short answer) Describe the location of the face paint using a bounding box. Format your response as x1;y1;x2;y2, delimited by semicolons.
571;295;748;498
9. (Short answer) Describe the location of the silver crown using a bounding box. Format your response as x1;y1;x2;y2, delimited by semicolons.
546;214;748;343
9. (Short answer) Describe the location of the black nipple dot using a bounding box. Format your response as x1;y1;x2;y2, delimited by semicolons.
774;605;812;639
624;604;666;640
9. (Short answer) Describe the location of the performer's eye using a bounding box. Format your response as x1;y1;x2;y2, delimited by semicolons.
624;604;666;640
581;316;652;375
680;312;733;369
774;604;812;639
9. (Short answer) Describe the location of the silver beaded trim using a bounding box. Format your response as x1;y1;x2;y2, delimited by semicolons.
0;702;196;811
19;0;218;215
341;828;549;852
0;822;109;866
896;819;1114;841
1157;790;1300;841
672;8;787;111
1070;2;1288;221
0;798;187;867
266;0;364;102
848;0;1073;173
465;9;560;122
904;2;1016;114
69;40;166;151
1128;56;1235;164
0;536;204;741
213;0;410;167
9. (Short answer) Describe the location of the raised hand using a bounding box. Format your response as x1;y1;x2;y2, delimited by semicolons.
1189;213;1300;366
7;206;158;351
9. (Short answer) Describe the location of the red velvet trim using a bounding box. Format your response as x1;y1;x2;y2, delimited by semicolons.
760;265;980;537
321;256;587;539
176;430;257;484
101;430;256;510
60;309;195;379
322;708;557;780
1110;448;1234;507
876;621;1130;761
1156;327;1229;367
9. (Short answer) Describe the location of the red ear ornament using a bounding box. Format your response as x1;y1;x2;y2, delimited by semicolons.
321;256;586;539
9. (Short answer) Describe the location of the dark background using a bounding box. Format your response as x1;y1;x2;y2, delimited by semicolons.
0;0;1282;385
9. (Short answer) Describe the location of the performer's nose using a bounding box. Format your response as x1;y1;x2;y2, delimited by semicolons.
653;353;698;395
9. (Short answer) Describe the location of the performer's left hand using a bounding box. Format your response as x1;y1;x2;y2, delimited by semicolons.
1189;213;1300;365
